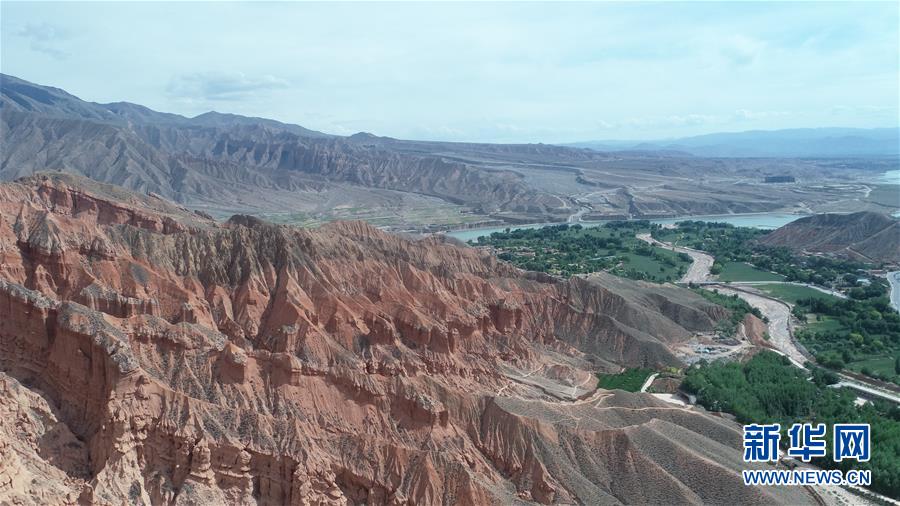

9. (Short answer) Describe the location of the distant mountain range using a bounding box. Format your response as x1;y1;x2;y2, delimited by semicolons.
567;128;900;158
3;73;895;227
0;73;572;221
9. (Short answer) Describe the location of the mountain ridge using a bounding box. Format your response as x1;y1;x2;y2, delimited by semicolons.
2;74;570;221
3;74;896;228
760;211;900;264
1;73;331;137
0;172;819;504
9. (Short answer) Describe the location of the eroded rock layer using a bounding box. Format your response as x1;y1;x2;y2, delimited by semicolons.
0;173;815;505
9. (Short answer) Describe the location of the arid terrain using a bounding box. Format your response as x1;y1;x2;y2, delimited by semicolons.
0;173;824;504
2;0;898;502
760;211;900;264
2;74;897;233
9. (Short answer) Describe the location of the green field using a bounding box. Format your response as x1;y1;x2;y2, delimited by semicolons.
755;283;839;305
717;261;785;282
805;314;845;333
596;368;654;392
620;250;687;282
682;351;900;498
474;222;691;282
848;356;898;377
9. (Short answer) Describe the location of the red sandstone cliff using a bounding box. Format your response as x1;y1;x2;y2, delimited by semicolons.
0;173;815;504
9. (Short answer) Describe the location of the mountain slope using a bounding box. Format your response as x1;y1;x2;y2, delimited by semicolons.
760;211;900;264
6;74;895;229
0;73;330;136
0;173;816;504
1;74;568;222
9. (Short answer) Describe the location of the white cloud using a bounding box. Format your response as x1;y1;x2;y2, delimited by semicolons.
720;34;766;66
16;22;70;60
166;72;290;102
734;109;790;121
1;2;896;142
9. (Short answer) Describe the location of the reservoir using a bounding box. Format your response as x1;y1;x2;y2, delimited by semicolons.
446;212;806;243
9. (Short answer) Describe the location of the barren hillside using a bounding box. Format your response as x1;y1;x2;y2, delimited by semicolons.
2;74;891;229
760;211;900;264
0;173;816;504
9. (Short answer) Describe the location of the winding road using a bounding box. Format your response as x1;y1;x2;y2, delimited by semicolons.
567;206;590;223
638;233;900;406
707;284;807;367
635;233;714;283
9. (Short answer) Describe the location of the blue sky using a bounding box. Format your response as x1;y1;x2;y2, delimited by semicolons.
2;1;898;143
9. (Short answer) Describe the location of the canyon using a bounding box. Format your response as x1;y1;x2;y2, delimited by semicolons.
0;173;820;504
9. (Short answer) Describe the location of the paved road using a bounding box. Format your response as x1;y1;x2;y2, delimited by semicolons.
833;379;900;405
636;233;714;283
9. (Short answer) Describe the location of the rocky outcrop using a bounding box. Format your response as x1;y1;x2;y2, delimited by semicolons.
0;174;817;504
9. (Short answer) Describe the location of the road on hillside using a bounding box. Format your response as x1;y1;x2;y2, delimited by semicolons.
567;206;590;223
832;379;900;405
635;233;714;283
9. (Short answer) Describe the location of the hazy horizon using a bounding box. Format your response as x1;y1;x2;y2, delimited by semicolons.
3;2;898;143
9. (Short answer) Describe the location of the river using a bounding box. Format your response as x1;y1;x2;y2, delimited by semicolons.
877;169;900;184
889;271;900;314
446;212;806;242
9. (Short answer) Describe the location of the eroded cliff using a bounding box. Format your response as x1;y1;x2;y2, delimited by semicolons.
0;173;815;505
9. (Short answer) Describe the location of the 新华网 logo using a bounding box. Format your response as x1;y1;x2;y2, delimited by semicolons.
741;423;872;488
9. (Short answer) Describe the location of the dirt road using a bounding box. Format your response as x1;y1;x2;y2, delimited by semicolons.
636;233;714;283
567;206;590;223
708;285;808;367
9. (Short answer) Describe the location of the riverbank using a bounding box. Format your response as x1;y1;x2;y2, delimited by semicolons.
889;271;900;314
636;233;714;283
444;211;809;242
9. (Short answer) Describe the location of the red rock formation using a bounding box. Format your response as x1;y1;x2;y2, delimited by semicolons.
0;174;816;504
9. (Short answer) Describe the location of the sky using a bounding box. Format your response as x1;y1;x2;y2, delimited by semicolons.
1;1;898;143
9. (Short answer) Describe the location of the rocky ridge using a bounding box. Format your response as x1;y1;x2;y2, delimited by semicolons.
0;173;816;504
760;211;900;264
0;74;565;220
